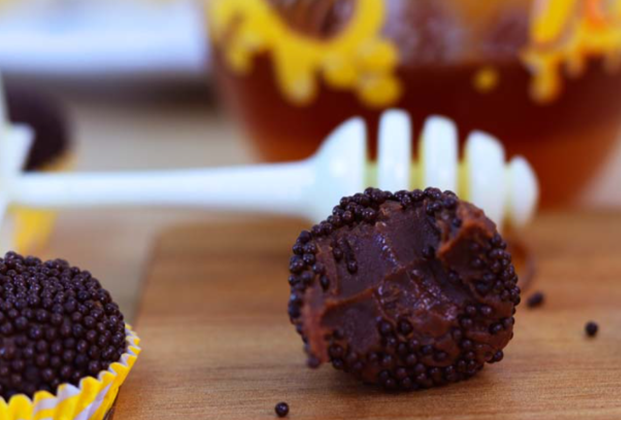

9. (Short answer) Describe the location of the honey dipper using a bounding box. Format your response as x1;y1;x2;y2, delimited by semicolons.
0;110;537;233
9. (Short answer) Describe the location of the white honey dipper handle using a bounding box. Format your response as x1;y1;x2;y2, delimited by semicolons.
5;117;367;222
12;164;313;214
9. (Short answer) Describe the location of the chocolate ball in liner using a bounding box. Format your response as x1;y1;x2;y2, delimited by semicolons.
0;252;127;400
6;85;71;172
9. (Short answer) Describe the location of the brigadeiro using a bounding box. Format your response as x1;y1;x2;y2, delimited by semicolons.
287;188;520;391
6;85;73;255
0;252;140;419
6;85;71;172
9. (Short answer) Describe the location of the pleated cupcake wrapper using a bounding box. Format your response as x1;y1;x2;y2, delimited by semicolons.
0;325;141;420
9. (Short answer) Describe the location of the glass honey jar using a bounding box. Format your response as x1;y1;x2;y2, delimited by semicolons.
208;0;621;206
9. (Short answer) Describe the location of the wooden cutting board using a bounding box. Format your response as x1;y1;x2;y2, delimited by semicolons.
114;211;621;419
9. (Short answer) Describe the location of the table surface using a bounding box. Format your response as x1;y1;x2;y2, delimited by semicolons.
113;211;621;419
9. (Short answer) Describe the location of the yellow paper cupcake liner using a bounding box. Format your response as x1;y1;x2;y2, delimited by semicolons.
12;154;75;255
0;325;141;420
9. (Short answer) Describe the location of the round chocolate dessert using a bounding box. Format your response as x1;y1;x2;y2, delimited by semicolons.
6;85;70;171
0;252;126;399
287;188;520;390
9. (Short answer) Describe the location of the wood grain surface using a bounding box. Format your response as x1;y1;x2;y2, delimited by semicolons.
114;212;621;419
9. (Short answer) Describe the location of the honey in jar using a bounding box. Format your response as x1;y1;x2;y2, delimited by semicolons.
208;0;621;206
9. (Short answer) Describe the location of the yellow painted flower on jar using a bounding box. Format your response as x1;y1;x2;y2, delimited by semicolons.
208;0;402;108
523;0;621;102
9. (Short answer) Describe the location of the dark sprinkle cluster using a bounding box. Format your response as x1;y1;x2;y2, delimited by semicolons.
288;188;395;320
0;252;126;400
287;187;520;391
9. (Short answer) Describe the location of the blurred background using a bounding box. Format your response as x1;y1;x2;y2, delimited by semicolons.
1;0;621;319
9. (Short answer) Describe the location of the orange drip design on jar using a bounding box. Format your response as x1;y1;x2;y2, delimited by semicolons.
522;0;621;103
208;0;402;108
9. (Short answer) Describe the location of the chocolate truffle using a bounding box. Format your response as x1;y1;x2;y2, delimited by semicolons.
6;85;70;171
287;188;520;390
0;252;126;399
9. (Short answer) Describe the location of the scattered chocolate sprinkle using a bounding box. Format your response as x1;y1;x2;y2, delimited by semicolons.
275;402;289;417
287;188;519;390
585;321;598;337
526;292;544;308
0;252;126;399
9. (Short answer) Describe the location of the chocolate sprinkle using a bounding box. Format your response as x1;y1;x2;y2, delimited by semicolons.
0;252;126;399
585;321;598;337
287;188;520;390
526;292;545;308
275;402;289;417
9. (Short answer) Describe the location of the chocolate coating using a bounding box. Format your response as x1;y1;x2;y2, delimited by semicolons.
288;188;520;390
0;252;126;399
6;85;70;171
